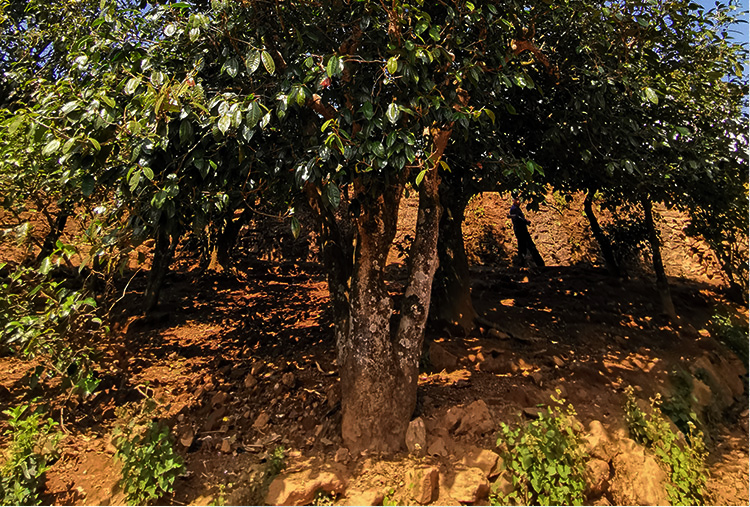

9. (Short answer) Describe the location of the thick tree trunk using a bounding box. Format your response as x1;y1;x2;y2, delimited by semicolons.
431;191;476;334
583;190;622;278
143;227;178;313
642;198;678;322
337;128;447;453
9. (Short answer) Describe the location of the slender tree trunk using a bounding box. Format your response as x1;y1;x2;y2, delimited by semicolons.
583;189;622;277
143;227;178;313
36;205;71;263
642;198;678;321
431;190;476;334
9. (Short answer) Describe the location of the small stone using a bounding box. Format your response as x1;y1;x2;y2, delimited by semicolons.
531;371;544;387
179;428;195;448
211;391;228;407
461;447;502;479
266;469;347;505
344;490;385;506
523;407;543;419
427;437;448;457
448;468;490;504
406;417;427;456
282;372;296;389
406;466;439;504
254;411;271;429
334;447;350;463
221;438;232;453
585;458;611;496
244;375;258;389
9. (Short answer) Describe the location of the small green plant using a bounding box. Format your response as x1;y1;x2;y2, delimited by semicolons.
624;386;709;505
382;487;398;506
311;490;337;506
494;391;588;505
709;310;748;368
266;445;286;477
0;403;61;506
112;398;185;505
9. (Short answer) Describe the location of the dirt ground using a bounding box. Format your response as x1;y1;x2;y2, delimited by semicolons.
1;191;748;505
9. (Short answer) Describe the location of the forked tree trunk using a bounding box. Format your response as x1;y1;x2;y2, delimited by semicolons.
431;190;476;334
642;198;678;322
314;129;447;453
583;190;622;277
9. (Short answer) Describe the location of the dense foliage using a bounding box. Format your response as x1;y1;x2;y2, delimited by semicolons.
0;0;747;451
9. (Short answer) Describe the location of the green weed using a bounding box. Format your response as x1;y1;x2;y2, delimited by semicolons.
112;398;185;505
493;392;588;505
709;310;748;368
0;403;61;506
624;386;709;505
266;445;286;477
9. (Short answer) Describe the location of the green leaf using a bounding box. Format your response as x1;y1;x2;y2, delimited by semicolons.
326;55;343;77
415;168;427;186
217;114;231;134
325;183;341;209
644;87;659;104
129;171;141;192
124;77;142;95
386;56;398;75
290;216;301;239
42;139;61;157
386;103;401;125
89;138;101;152
60;101;79;116
81;175;95;196
223;57;239;78
246;51;261;74
246;101;262;128
179;120;194;145
261;51;275;75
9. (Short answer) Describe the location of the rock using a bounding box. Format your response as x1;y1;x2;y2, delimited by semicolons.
691;379;713;409
460;447;502;479
251;361;265;376
523;407;544;419
479;355;515;374
204;406;226;431
220;438;232;453
531;371;544;387
211;391;228;407
609;438;669;506
406;417;427;456
406;466;439;504
265;468;347;506
430;341;460;371
282;372;296;389
585;458;611;497
553;355;565;368
584;420;616;462
244;375;258;389
491;472;514;498
253;411;271;429
179;428;195;448
455;400;495;436
334;447;350;464
343;489;385;506
427;436;449;457
448;468;490;504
